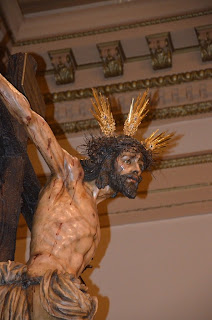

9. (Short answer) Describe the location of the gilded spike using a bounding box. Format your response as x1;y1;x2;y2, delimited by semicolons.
123;90;149;137
144;130;173;154
90;88;116;137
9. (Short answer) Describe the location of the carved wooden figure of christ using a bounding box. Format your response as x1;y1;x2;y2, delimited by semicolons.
0;71;149;318
0;57;170;319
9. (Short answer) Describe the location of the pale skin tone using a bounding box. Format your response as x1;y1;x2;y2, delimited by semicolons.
0;74;143;279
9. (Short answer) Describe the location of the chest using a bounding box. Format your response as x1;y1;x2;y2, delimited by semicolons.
36;178;99;228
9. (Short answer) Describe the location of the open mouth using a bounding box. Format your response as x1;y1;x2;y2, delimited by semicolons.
127;176;138;183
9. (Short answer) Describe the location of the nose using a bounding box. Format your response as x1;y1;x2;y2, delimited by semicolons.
132;162;141;176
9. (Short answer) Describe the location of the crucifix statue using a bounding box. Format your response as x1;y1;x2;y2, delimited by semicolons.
0;54;172;319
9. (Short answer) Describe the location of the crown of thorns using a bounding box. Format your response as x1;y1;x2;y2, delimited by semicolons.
90;88;172;154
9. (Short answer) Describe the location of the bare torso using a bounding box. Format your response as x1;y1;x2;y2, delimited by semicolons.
27;156;101;278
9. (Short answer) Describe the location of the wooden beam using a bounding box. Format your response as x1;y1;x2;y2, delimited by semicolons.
21;53;46;117
0;53;41;261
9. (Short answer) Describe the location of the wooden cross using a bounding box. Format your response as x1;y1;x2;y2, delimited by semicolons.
0;52;46;261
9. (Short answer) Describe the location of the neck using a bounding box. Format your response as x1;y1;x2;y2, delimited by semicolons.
84;180;114;204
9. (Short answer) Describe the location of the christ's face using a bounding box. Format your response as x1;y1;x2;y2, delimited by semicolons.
109;150;144;199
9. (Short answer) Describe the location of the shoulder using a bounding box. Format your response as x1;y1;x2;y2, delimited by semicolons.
63;149;84;182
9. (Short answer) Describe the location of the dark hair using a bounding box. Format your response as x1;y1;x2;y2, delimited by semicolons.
80;135;153;188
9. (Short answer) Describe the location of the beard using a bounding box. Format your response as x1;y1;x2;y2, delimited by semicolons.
108;171;142;199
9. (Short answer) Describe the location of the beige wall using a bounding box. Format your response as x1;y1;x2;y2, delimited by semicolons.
83;213;212;320
16;213;212;320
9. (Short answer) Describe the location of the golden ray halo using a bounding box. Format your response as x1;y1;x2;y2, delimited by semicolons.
90;88;172;153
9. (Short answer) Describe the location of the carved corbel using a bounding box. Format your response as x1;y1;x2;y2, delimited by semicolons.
48;49;76;85
146;32;173;70
195;25;212;62
97;41;124;78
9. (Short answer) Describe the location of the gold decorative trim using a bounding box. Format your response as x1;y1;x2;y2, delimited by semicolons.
155;153;212;170
14;10;212;46
49;100;212;135
142;182;212;195
102;198;212;218
147;100;212;121
37;153;212;186
44;68;212;104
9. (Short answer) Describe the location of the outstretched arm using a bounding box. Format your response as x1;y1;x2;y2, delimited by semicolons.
0;74;66;176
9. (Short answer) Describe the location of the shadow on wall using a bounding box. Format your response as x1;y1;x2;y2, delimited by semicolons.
82;214;111;320
15;214;31;263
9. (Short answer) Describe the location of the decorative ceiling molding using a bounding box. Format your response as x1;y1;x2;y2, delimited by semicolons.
156;153;212;170
97;40;125;78
140;181;212;196
146;32;173;70
100;198;212;222
44;68;212;104
195;24;212;62
43;46;202;79
48;48;76;85
49;100;212;135
42;45;199;76
13;9;212;46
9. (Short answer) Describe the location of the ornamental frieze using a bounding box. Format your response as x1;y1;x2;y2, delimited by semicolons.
44;68;212;104
49;100;212;136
